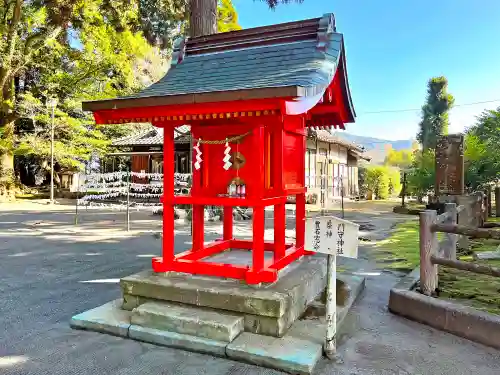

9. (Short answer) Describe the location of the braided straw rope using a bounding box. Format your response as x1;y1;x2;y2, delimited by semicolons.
174;128;252;145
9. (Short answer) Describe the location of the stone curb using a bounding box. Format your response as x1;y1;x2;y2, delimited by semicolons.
388;267;500;350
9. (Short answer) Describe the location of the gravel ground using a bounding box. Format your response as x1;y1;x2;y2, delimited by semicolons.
0;200;499;375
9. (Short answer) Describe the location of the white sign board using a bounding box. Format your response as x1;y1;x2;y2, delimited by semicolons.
305;216;359;259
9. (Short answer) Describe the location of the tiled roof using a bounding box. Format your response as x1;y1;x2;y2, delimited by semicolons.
112;126;367;158
112;126;191;146
310;129;365;153
82;14;353;115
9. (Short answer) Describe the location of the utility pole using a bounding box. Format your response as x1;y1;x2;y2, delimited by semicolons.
47;98;58;204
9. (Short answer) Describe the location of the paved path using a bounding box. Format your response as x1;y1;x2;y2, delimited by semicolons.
0;201;499;374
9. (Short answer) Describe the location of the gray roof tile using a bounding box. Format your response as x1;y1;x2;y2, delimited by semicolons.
112;125;191;146
122;39;340;100
82;13;355;116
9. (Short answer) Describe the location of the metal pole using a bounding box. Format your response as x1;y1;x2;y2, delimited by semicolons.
75;173;79;225
126;171;130;231
50;105;55;204
324;253;337;359
402;172;407;208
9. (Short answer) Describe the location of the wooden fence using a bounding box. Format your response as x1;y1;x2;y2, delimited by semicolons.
420;190;500;296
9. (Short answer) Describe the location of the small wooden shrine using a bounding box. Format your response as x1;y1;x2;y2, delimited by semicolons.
83;13;356;284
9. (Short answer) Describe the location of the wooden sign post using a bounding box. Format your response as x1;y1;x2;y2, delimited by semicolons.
305;215;359;359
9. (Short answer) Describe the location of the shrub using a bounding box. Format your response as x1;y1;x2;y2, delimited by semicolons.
364;165;401;199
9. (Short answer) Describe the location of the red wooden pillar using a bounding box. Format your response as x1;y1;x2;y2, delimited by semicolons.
162;125;175;265
252;126;265;274
273;126;285;261
296;193;306;249
274;203;286;261
223;207;233;240
296;118;306;250
192;205;205;250
253;206;265;273
192;140;206;251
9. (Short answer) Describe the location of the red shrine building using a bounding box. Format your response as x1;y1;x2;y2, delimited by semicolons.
83;14;356;284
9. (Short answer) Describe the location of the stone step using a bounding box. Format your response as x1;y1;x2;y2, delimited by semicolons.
121;256;327;337
130;301;244;342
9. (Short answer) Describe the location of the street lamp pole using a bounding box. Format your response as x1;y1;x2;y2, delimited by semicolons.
47;98;58;204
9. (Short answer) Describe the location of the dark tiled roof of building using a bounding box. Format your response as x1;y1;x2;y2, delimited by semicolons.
82;13;354;114
311;129;366;154
112;126;368;161
112;125;191;146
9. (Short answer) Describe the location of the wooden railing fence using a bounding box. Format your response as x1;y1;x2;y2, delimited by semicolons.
420;190;500;296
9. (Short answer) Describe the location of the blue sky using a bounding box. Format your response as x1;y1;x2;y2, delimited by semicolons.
232;0;500;140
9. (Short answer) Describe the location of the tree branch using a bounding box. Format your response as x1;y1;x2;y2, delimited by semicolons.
6;0;22;61
10;26;63;78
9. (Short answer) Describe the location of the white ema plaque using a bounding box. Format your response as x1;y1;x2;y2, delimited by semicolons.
305;216;359;259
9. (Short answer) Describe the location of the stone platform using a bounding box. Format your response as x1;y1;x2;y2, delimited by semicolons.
121;255;327;337
70;255;365;374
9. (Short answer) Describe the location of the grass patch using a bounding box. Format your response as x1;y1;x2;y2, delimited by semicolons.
374;219;444;272
439;236;500;315
376;215;500;314
15;192;49;199
374;220;421;271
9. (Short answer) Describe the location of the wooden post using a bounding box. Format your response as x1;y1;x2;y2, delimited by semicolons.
477;192;485;227
495;187;500;217
324;253;337;359
456;195;470;250
296;193;306;248
252;206;265;273
483;194;488;224
442;203;457;260
126;171;130;232
162;126;175;266
487;186;492;218
192;205;205;250
74;173;79;225
401;171;407;207
340;179;345;219
223;206;233;240
420;210;438;296
274;203;286;261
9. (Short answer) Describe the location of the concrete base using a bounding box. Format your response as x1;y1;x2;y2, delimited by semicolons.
227;333;322;375
131;301;244;342
121;255;327;337
70;299;131;338
389;267;500;350
70;270;366;375
129;325;228;357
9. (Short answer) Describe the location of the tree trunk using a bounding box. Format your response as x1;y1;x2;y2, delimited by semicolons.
189;0;218;38
0;118;15;183
0;152;14;176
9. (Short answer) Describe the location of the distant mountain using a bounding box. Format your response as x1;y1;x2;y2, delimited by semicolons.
333;132;415;164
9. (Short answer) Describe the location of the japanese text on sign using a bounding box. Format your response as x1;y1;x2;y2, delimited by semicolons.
337;223;345;255
314;220;321;251
305;216;359;259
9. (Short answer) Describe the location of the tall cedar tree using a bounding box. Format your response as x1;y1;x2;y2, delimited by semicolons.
417;76;455;151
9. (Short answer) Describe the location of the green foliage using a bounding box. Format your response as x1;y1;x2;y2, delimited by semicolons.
261;0;304;8
384;148;414;169
463;108;500;190
364;165;401;199
406;149;435;199
218;0;242;32
417;76;455;151
387;167;402;197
